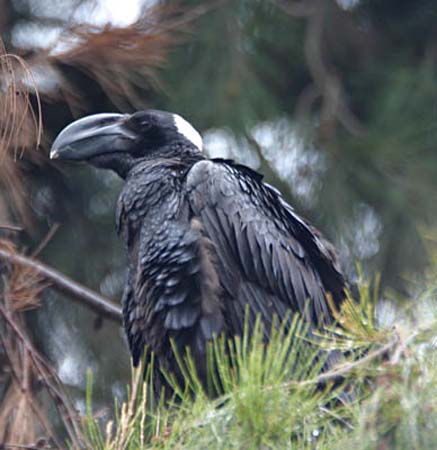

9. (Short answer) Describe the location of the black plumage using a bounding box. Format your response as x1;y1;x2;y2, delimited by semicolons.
51;110;347;389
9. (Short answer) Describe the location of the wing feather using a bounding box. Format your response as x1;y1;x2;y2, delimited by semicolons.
187;159;346;331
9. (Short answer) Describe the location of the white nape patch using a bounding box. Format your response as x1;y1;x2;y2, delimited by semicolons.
173;114;203;151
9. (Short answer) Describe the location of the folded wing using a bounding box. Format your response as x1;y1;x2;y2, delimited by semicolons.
187;159;346;334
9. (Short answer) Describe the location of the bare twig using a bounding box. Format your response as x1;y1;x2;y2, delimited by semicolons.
389;327;417;365
0;224;23;232
2;440;50;449
0;247;122;322
0;303;87;448
315;340;396;382
31;223;60;257
278;0;366;137
280;338;398;390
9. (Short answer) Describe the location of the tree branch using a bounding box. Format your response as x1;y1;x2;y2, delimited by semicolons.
311;338;397;384
0;247;122;322
275;337;398;392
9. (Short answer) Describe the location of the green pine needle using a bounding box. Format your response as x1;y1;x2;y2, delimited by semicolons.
81;276;437;449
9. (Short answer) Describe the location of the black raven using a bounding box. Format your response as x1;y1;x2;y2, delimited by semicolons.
50;110;346;387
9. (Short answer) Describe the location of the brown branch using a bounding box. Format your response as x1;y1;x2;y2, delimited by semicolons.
275;338;398;392
0;224;23;232
0;304;86;448
278;0;366;137
312;338;397;384
31;223;60;257
0;247;122;322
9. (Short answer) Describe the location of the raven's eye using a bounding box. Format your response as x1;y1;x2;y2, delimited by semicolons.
140;121;152;129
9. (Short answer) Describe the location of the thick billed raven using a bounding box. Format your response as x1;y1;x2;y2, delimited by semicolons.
50;110;346;387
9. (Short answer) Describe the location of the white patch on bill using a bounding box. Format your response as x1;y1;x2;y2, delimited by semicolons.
173;114;203;151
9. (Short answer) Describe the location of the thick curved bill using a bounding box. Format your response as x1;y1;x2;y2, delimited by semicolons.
50;113;136;161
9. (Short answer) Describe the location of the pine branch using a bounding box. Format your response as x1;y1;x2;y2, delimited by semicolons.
0;303;87;448
0;247;122;322
313;338;397;384
273;337;398;393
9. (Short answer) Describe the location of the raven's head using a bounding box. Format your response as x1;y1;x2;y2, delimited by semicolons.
50;110;203;176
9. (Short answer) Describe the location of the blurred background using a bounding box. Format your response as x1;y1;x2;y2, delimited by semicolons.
1;0;437;445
